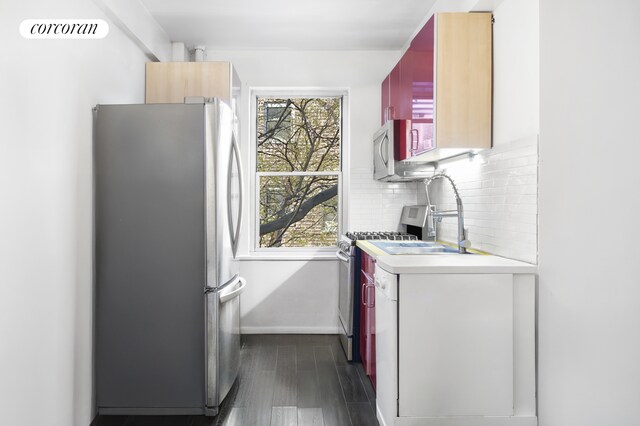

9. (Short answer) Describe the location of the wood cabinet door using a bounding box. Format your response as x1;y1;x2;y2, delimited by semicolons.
359;251;377;388
409;15;436;156
359;268;369;373
145;62;232;104
387;61;402;122
435;13;492;149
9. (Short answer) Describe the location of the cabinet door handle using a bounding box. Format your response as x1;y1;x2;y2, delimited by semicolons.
362;275;375;308
411;128;419;152
361;282;367;306
385;106;395;122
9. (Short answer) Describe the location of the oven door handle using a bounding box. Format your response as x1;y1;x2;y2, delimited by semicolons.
335;250;350;262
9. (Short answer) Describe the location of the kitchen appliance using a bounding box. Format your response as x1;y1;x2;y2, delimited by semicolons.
401;204;436;240
95;99;245;416
374;266;398;426
374;264;519;426
336;231;417;361
373;120;434;182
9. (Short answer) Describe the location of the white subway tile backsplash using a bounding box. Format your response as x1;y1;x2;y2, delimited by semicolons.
418;135;538;264
349;168;417;232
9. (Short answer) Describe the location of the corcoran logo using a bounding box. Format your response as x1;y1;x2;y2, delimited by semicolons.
19;19;109;39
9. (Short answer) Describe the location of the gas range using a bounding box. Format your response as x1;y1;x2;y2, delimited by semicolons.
336;230;419;361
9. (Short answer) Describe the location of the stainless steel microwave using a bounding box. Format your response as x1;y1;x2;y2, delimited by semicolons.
373;120;434;182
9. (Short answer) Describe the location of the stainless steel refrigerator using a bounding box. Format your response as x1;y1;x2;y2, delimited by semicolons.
95;99;245;416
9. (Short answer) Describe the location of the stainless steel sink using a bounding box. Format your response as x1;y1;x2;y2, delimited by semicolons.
381;246;460;255
369;241;464;255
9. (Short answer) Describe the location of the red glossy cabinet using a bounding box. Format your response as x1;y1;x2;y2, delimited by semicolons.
381;16;435;159
408;16;436;157
380;13;492;162
359;250;376;390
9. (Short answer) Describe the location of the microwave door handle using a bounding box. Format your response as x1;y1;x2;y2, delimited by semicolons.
379;134;389;166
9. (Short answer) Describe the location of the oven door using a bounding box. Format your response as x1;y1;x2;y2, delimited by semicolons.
336;248;354;358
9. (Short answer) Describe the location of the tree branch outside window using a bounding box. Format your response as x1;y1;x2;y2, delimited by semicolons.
256;97;341;248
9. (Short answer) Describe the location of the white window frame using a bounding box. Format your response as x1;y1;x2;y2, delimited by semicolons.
249;89;349;258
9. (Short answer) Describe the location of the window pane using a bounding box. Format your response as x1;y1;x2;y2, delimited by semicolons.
257;97;341;172
259;175;338;248
264;102;292;141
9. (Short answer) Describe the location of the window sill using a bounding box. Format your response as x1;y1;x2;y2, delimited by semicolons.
238;252;338;261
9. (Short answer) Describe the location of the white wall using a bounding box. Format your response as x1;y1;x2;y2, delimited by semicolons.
204;49;407;332
492;0;539;147
538;0;640;425
238;261;340;333
0;2;150;425
416;0;539;263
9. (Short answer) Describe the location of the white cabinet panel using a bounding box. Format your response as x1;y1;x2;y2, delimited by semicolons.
398;273;514;417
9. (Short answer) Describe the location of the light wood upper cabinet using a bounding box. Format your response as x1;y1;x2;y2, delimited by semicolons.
381;12;492;162
145;61;241;110
435;13;492;153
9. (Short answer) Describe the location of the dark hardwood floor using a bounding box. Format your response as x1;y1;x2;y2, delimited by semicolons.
92;334;378;426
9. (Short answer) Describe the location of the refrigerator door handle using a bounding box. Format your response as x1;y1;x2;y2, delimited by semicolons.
205;274;237;294
219;276;247;303
227;128;244;257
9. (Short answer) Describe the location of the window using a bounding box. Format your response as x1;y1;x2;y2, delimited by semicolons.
255;95;343;249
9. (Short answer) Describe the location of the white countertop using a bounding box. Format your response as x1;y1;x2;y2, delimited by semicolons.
356;241;536;274
375;253;536;274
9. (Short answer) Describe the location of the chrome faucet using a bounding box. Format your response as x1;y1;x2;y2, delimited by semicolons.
423;173;471;254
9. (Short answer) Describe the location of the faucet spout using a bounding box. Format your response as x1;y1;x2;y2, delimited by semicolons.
424;173;470;253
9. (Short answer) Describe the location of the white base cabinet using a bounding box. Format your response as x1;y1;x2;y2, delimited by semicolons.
374;266;537;426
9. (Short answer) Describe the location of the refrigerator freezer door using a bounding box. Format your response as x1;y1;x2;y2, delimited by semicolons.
206;275;244;414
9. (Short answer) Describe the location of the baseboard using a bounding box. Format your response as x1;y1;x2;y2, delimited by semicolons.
395;416;538;426
240;326;341;334
98;407;204;416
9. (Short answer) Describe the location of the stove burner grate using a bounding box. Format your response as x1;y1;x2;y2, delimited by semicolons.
345;231;419;241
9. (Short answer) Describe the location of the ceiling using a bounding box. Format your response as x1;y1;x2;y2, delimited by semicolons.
140;0;438;51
